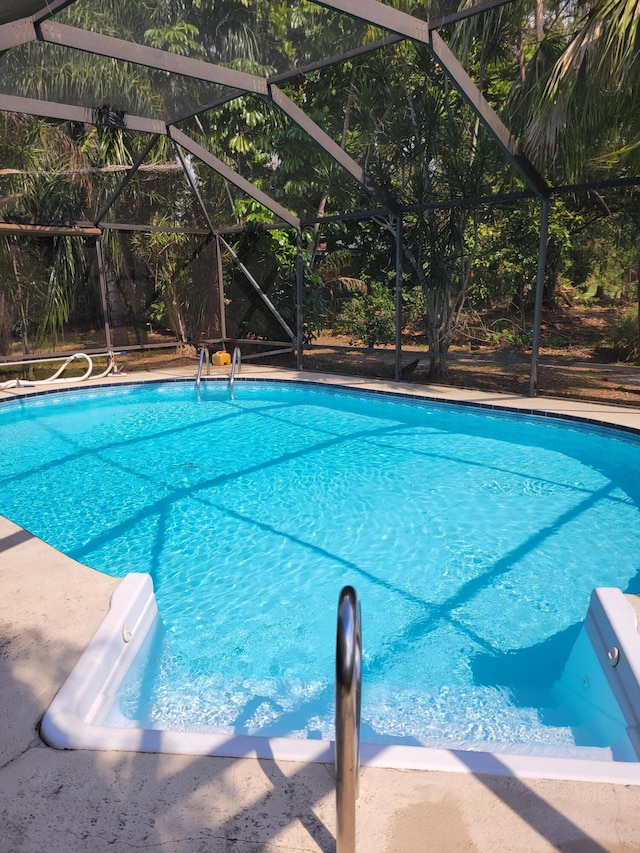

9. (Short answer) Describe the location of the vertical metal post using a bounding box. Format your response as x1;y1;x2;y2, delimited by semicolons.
336;585;362;853
296;230;304;371
216;234;227;341
529;199;550;397
95;235;112;352
394;215;403;382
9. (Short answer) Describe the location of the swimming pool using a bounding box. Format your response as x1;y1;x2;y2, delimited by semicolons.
3;378;640;774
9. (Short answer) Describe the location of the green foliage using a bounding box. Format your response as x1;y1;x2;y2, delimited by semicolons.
576;204;640;302
610;306;640;362
131;224;200;341
144;21;205;57
222;227;326;343
401;286;425;331
522;0;640;178
335;280;396;348
483;318;530;348
472;209;539;310
3;0;640;368
38;236;86;345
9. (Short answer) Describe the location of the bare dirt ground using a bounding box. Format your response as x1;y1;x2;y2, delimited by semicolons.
301;305;640;408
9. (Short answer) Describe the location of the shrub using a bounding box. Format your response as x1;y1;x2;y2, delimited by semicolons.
610;306;640;362
335;280;396;348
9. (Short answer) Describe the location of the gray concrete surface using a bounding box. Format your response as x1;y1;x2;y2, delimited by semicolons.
2;366;640;851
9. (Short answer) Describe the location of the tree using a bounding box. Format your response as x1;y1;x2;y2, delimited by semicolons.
337;44;501;379
518;0;640;346
0;114;91;353
334;279;396;348
523;0;640;178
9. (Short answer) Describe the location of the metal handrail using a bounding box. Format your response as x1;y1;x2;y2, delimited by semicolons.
229;346;241;390
335;585;362;853
196;346;209;388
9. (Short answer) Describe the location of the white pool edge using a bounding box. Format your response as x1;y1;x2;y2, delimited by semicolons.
40;574;640;784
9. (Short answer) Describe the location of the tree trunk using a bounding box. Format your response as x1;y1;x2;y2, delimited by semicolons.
19;294;30;354
163;291;188;342
0;291;11;356
543;236;559;308
636;264;640;343
426;333;450;381
424;288;450;380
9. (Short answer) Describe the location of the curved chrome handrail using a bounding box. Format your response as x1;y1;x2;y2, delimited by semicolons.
196;346;209;389
335;585;361;853
229;346;241;391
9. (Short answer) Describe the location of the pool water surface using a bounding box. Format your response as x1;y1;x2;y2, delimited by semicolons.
2;380;640;755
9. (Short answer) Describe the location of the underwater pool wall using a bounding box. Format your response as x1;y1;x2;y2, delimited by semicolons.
41;574;640;783
584;587;640;757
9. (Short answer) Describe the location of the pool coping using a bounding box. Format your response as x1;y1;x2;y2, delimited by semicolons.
9;365;638;785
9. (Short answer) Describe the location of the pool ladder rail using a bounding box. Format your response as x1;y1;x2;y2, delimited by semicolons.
336;585;362;853
229;346;241;394
196;346;210;389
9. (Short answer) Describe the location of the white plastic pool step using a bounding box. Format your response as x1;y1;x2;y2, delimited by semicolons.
41;576;640;784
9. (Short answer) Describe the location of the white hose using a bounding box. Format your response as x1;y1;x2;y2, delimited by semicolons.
0;351;116;390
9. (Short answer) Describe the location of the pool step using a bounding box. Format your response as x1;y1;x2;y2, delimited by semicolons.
362;683;587;753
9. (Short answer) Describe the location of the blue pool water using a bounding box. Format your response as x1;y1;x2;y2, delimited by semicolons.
2;380;640;752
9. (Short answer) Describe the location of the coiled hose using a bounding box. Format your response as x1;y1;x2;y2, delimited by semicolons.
0;352;116;390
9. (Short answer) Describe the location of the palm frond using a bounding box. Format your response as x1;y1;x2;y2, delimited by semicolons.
524;0;640;176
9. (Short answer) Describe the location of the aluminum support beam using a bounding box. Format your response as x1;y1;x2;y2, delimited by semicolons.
37;22;269;96
169;127;300;230
94;134;160;226
529;199;550;397
428;32;513;156
95;222;210;235
31;0;78;24
0;93;166;134
0;92;94;124
0;223;101;236
218;234;296;341
394;215;403;382
173;137;229;341
269;84;400;214
269;35;403;87
95;236;113;352
428;32;548;198
428;0;523;31
296;230;304;370
176;84;401;215
0;19;35;50
171;137;216;235
315;0;431;41
216;235;227;340
169;90;244;126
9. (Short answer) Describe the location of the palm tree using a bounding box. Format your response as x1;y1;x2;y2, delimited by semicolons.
519;0;640;338
522;0;640;177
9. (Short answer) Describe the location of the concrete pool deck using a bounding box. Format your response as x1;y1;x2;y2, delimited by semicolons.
2;364;640;851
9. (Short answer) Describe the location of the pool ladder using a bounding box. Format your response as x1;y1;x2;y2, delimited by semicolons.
229;346;241;395
196;346;209;389
336;585;361;853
